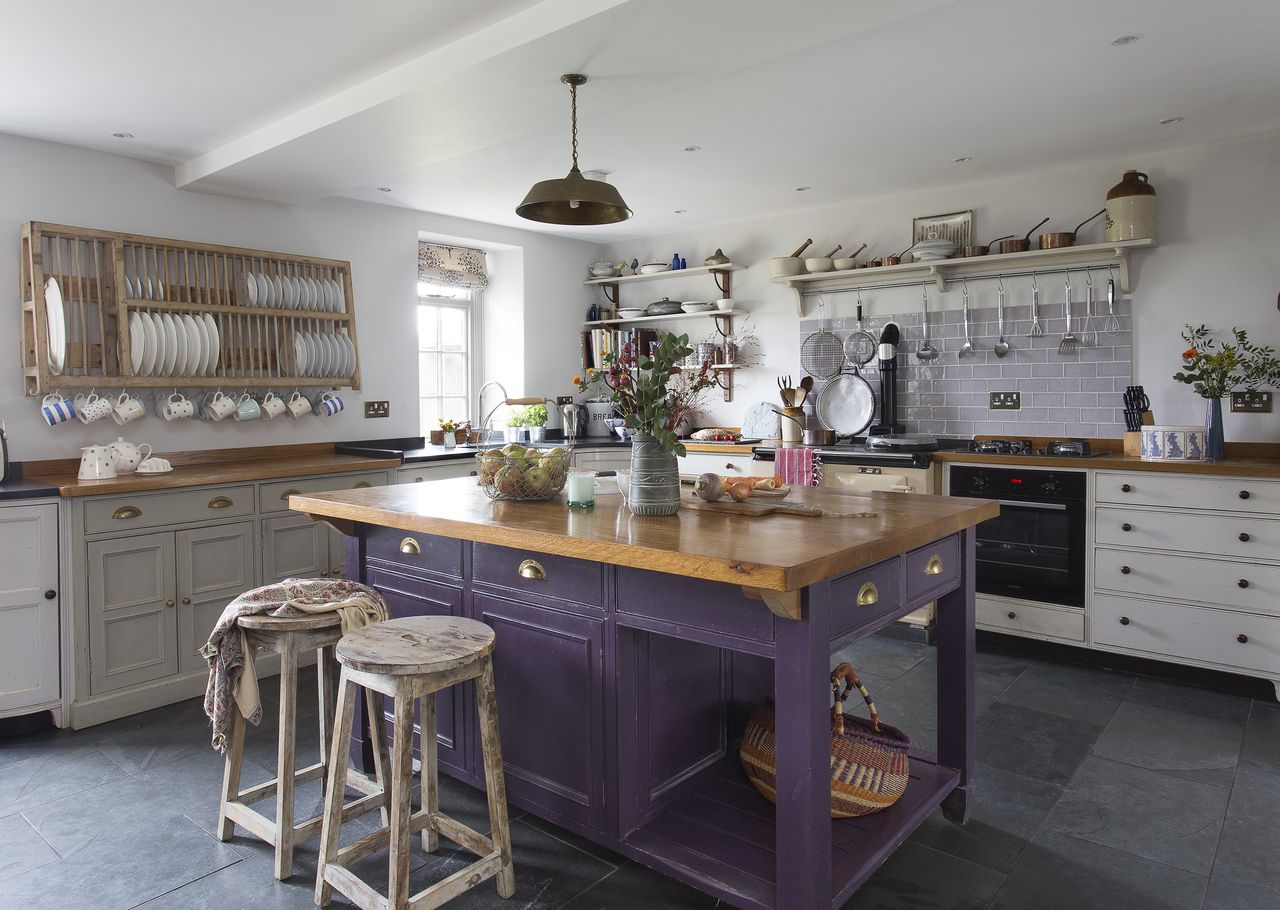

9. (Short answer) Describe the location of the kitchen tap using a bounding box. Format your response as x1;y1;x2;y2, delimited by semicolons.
475;381;548;444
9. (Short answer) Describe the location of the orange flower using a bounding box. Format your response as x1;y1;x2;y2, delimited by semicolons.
1182;348;1199;360
586;367;595;375
571;374;583;385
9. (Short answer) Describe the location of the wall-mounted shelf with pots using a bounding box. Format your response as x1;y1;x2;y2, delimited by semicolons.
582;308;740;329
583;263;744;304
772;239;1155;316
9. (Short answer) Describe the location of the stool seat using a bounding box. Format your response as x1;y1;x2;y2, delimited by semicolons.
336;616;495;676
237;612;342;632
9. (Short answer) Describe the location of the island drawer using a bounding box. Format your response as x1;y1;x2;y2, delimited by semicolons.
1095;547;1280;616
617;569;775;643
84;485;255;534
1096;472;1280;514
905;534;961;600
473;543;604;609
831;558;901;639
261;471;388;515
366;527;463;579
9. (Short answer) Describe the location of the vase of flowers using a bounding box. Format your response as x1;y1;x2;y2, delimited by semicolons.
1174;325;1280;461
438;418;470;449
575;333;715;515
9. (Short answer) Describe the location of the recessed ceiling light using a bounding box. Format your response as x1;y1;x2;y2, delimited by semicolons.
1110;34;1142;46
674;209;688;214
376;186;392;192
682;145;701;152
953;156;973;163
795;186;811;192
1158;116;1184;125
111;132;134;139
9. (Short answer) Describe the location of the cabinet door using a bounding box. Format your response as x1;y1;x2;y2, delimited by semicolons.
0;503;60;712
177;522;256;674
396;462;476;484
88;532;177;694
473;592;606;832
261;514;329;583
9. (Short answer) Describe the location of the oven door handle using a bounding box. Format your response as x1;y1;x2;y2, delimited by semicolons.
996;499;1068;511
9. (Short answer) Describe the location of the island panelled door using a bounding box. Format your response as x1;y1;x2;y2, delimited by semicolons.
335;524;977;910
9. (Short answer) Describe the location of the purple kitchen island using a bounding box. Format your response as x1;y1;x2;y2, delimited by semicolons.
292;479;998;910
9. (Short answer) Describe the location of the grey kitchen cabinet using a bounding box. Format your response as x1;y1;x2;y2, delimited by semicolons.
87;531;178;694
177;523;256;674
396;461;477;484
0;501;61;718
262;512;331;583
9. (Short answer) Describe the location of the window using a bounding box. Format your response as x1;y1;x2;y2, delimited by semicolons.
418;282;476;432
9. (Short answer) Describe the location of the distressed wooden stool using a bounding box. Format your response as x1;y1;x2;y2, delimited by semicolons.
316;616;516;909
216;612;388;880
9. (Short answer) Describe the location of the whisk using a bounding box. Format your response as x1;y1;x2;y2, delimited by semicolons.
1026;273;1045;337
1103;266;1122;336
1081;271;1098;347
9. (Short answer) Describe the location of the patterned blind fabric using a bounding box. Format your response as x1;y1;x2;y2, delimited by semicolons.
418;242;489;289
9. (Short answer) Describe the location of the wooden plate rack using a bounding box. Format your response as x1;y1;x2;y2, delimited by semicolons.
19;222;362;396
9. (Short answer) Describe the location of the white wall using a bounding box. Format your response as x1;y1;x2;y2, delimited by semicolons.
595;130;1280;441
0;132;595;461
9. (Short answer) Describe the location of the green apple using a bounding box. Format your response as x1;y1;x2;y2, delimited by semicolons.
494;465;523;497
525;465;555;497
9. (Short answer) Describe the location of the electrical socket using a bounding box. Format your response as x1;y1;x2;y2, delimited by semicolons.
1231;391;1272;413
556;396;574;405
364;400;390;418
989;391;1021;410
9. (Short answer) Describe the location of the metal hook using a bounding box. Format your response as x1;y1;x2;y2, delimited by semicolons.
962;277;970;297
1064;269;1072;292
996;274;1005;292
855;288;863;306
1085;269;1094;287
1030;273;1038;291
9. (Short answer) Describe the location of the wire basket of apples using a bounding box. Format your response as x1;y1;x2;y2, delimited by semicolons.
475;445;572;501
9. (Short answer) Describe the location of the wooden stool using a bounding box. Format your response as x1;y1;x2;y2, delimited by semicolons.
216;612;388;880
316;616;516;909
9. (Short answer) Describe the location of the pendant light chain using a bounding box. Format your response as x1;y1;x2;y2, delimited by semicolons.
569;79;579;171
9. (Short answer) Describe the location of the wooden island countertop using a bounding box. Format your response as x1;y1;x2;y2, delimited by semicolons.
292;478;998;593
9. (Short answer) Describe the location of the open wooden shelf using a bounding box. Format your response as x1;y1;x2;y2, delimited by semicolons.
583;308;739;328
583;263;744;287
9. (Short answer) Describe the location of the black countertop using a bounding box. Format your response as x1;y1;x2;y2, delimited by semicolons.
337;434;632;464
0;464;60;501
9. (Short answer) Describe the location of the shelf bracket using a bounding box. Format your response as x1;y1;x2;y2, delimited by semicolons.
716;368;733;402
712;269;732;297
930;265;949;293
790;284;806;318
710;313;733;339
599;283;619;305
1114;249;1133;294
741;587;801;621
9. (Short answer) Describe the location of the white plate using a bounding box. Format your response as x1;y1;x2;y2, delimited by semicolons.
325;334;340;375
190;313;211;376
45;277;66;375
138;311;159;376
158;313;178;376
129;312;144;375
255;273;272;308
202;314;220;376
325;278;341;312
316;333;331;376
293;331;309;377
816;374;876;436
305;277;319;311
282;275;296;310
339;334;354;376
170;313;188;376
180;315;202;377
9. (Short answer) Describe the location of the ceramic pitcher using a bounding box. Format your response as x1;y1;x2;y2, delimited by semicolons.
78;445;118;481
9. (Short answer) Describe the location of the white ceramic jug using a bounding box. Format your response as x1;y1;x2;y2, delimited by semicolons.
78;444;118;481
108;437;152;474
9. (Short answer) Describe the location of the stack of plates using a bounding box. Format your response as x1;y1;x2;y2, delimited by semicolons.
123;274;166;300
240;273;345;312
290;331;355;378
128;311;221;378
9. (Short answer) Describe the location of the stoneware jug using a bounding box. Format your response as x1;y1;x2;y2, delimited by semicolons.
108;437;152;474
78;444;118;481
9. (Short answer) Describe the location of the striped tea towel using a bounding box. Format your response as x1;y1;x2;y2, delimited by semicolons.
775;445;818;487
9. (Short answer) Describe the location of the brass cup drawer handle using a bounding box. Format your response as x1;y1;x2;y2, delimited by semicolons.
399;537;421;556
353;481;372;489
208;496;233;509
856;581;879;607
519;559;547;581
113;506;142;520
279;488;302;502
924;554;944;576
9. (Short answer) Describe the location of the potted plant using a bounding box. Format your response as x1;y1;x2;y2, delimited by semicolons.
524;403;548;443
504;409;525;443
1174;324;1280;460
438;418;470;449
575;332;716;515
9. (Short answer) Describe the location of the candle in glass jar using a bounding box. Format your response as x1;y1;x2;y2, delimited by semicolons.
566;471;595;509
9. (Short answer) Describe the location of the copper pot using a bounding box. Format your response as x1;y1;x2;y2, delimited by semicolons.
962;235;1013;258
878;245;912;267
803;428;835;446
1038;209;1105;249
993;218;1050;254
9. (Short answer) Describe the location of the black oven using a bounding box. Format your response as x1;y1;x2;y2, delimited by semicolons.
948;465;1087;608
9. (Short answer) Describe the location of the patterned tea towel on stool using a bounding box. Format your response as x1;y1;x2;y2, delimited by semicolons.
774;445;819;486
201;577;389;751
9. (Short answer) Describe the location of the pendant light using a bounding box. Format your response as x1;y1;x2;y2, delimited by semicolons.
516;74;632;225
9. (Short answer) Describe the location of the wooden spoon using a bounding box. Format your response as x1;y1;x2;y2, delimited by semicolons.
797;376;814;406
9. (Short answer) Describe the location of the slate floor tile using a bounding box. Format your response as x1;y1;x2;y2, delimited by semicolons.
0;745;128;818
909;763;1064;873
0;814;59;883
977;701;1104;785
1205;760;1280;908
991;829;1208;910
562;860;717;909
833;634;932;681
1093;702;1243;788
92;703;215;775
996;660;1134;724
1044;755;1228;874
1241;700;1280;767
842;842;1006;910
1124;676;1253;723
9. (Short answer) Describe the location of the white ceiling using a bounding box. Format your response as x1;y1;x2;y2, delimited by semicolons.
4;0;1279;242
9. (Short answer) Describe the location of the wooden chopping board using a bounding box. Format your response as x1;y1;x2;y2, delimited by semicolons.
682;495;878;519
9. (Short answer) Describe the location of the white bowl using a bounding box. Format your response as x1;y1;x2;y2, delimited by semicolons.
805;257;834;273
713;298;733;311
639;262;671;275
617;308;645;319
769;257;804;278
681;302;713;313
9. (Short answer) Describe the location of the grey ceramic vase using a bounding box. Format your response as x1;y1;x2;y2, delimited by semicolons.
627;432;680;516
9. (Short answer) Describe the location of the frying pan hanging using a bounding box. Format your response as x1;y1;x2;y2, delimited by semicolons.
816;373;876;438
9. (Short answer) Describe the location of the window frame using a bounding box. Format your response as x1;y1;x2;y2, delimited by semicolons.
417;283;482;433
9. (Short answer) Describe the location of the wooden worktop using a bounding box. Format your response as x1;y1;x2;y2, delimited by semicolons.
292;478;997;593
26;443;400;497
934;440;1280;477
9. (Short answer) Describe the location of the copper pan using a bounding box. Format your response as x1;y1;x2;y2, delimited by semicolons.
962;234;1013;258
992;218;1050;254
1038;209;1105;249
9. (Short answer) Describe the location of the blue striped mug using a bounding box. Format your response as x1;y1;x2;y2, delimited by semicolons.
319;392;344;417
41;393;75;426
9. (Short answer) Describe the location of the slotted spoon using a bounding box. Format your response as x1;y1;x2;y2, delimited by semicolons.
1058;273;1080;355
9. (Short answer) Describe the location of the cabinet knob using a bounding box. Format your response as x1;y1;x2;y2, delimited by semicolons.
1239;532;1251;542
725;463;737;471
399;537;421;556
1120;565;1132;575
1237;633;1249;644
164;599;175;608
1007;611;1017;620
1120;616;1131;625
414;477;425;482
207;496;233;509
856;582;879;607
353;481;372;489
113;505;142;520
181;597;192;605
44;589;56;600
1121;522;1132;532
1239;490;1251;500
924;554;944;576
279;488;301;502
1120;483;1132;493
469;471;478;477
319;570;328;577
518;559;547;580
1238;579;1250;589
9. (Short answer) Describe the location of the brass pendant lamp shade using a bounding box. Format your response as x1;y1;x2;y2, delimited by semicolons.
517;74;632;225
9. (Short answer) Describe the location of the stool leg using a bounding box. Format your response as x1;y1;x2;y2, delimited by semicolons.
216;706;246;841
274;638;299;881
316;644;338;795
316;670;357;908
365;688;391;826
420;692;439;853
388;683;416;910
477;656;516;899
